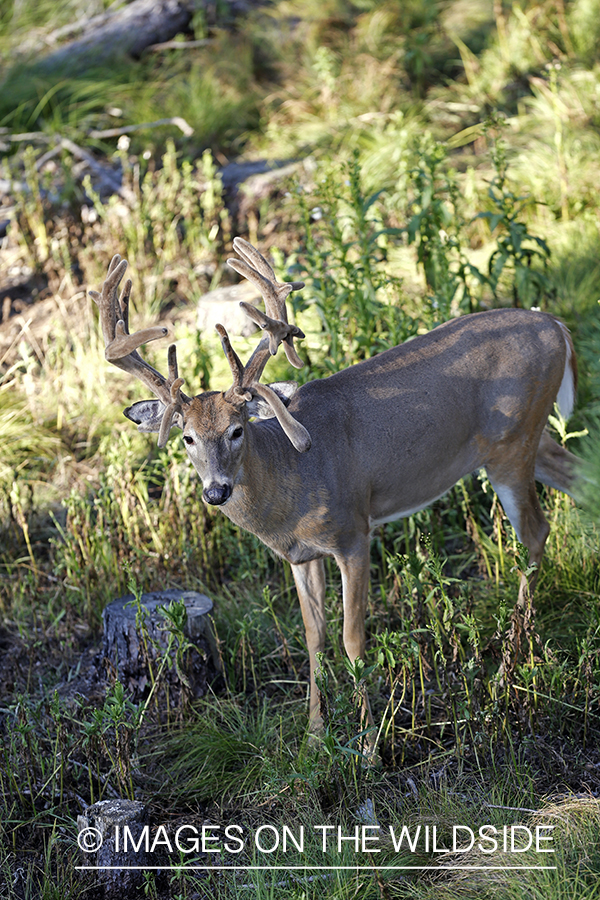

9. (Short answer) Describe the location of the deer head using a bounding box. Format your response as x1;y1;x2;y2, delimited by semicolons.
90;238;311;505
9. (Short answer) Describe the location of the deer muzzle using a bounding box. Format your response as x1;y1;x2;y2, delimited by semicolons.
202;483;233;506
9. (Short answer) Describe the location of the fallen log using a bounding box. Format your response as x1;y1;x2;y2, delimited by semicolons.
35;0;259;72
38;0;195;70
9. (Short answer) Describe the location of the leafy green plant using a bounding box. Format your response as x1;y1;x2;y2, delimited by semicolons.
476;132;553;309
406;141;485;322
123;572;197;726
290;151;416;374
95;680;141;799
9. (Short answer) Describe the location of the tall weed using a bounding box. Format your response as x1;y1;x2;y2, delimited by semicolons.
289;152;417;374
81;141;230;314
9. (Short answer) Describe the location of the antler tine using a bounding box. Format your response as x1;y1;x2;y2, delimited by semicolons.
168;344;179;382
118;274;132;334
232;236;276;282
226;239;306;377
215;323;246;390
232;238;306;302
226;257;280;320
240;302;305;368
158;376;186;448
237;334;274;388
106;252;124;278
90;256;191;411
251;383;311;452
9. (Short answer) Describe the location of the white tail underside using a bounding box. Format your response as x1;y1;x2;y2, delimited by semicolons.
556;320;575;420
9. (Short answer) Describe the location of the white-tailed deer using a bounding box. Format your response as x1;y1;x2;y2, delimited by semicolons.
91;238;580;732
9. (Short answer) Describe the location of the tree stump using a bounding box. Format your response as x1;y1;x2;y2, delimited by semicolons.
77;799;147;896
102;589;219;705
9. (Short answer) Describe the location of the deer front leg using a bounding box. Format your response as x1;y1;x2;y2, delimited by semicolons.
336;539;374;732
292;559;326;731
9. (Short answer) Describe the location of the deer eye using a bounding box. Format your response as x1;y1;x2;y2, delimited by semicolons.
183;435;194;446
231;426;243;441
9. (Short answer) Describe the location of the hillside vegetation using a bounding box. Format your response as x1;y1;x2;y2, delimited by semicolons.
1;1;600;897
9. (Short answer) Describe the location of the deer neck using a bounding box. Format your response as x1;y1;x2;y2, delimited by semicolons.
218;419;328;563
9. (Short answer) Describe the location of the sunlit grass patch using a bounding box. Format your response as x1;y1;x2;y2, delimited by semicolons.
0;364;60;484
419;797;600;900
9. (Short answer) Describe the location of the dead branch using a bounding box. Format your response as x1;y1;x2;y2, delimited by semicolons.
149;38;212;51
90;117;194;139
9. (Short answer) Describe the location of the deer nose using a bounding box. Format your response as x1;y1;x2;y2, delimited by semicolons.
203;483;232;506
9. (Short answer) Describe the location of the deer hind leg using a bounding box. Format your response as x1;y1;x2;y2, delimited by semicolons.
534;428;579;495
292;559;327;732
486;470;550;606
488;430;580;604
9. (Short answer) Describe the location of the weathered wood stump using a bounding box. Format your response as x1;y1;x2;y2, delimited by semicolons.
102;589;219;704
77;799;147;896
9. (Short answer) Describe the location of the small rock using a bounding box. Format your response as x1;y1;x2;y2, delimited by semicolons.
197;281;262;337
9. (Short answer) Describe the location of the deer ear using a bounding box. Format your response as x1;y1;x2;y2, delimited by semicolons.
124;399;183;434
245;381;298;419
246;382;311;452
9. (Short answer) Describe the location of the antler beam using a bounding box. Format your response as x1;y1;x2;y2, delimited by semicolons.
219;238;311;451
226;237;306;381
90;254;190;446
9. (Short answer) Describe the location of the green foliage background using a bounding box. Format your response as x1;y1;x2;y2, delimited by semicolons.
1;1;600;897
